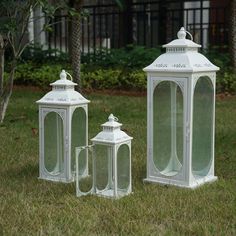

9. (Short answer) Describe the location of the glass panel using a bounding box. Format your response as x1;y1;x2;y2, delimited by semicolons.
77;148;93;193
117;144;130;190
95;145;110;191
192;76;214;176
71;108;86;174
44;112;64;175
153;81;183;176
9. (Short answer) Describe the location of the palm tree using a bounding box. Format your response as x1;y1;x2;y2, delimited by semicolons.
230;0;236;71
69;0;83;91
69;0;125;91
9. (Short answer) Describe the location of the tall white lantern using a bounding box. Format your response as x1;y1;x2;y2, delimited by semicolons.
36;70;90;183
76;114;133;198
144;27;219;188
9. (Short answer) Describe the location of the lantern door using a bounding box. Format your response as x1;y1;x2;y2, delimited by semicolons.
76;143;131;198
192;75;215;180
40;108;66;180
71;106;88;176
95;142;132;198
76;145;94;196
149;78;187;181
76;144;112;197
94;144;115;197
116;142;131;197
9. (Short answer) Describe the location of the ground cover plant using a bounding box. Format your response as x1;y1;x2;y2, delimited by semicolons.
0;88;235;235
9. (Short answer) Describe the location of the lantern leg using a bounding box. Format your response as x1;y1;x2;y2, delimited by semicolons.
163;83;181;175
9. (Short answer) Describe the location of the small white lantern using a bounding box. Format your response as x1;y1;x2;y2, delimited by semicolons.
37;70;90;182
76;114;133;198
144;27;219;188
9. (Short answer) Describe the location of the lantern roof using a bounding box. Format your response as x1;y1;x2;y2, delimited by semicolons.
91;114;133;144
36;70;90;105
143;27;219;73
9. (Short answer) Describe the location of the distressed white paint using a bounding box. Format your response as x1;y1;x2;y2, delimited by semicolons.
76;114;133;199
37;70;90;183
144;27;219;188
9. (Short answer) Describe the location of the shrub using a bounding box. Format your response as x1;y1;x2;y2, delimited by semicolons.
21;44;161;70
216;70;236;94
14;62;71;87
12;61;147;91
82;45;162;69
10;45;236;94
81;69;122;89
21;44;70;63
81;69;146;90
12;60;236;94
203;48;231;69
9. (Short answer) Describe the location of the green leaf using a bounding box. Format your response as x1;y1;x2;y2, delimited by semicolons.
43;24;53;33
114;0;125;10
68;8;79;17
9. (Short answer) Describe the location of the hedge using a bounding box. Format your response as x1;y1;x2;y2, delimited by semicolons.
4;61;234;93
10;62;146;91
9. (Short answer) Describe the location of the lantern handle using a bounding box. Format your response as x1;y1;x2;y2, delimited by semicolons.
177;27;193;41
108;114;119;122
60;70;73;81
65;71;73;81
185;30;193;41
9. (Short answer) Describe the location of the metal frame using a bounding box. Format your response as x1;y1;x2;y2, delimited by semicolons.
76;141;132;199
39;104;88;183
145;71;217;188
76;114;132;199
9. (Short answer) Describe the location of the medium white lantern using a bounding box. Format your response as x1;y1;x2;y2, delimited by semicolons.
144;27;219;188
76;114;133;198
36;70;90;183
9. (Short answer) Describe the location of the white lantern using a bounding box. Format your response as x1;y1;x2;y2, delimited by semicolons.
144;27;219;188
76;114;133;198
36;70;90;182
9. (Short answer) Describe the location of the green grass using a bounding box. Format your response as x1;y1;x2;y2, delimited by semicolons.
0;88;236;235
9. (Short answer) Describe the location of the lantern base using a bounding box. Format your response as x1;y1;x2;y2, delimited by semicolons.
38;175;75;183
189;175;218;189
96;189;131;199
143;175;217;189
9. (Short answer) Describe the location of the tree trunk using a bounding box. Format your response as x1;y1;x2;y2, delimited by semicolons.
0;34;4;95
71;1;83;91
0;63;16;123
230;0;236;70
0;48;4;95
120;0;133;47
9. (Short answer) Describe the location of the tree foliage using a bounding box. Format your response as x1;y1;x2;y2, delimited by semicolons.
0;0;56;122
0;0;126;122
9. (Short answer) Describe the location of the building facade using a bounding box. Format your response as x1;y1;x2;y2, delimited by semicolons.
29;0;230;54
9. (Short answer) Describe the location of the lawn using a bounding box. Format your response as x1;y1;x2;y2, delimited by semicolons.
0;88;236;235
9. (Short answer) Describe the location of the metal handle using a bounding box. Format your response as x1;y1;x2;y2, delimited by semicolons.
65;71;73;81
185;30;193;41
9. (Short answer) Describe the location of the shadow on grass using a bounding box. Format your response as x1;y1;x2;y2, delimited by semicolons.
1;163;76;197
4;163;39;180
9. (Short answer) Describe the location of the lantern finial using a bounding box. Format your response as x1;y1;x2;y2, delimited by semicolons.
108;114;118;122
60;69;67;80
177;27;194;41
177;27;186;39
